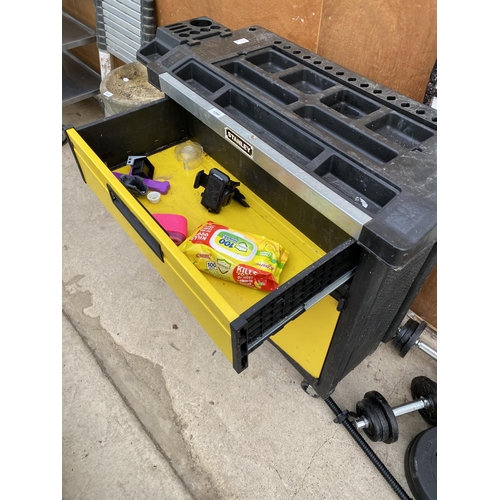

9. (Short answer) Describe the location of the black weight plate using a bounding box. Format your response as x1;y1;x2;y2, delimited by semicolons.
393;319;418;351
356;392;391;443
368;390;399;444
400;321;427;358
405;427;437;500
411;376;437;426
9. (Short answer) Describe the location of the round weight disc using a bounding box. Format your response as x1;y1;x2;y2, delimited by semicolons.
399;321;427;358
393;319;419;351
405;427;437;500
357;391;393;443
411;376;437;426
368;391;399;444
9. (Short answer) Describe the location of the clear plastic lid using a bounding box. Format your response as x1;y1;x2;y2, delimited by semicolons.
174;141;203;170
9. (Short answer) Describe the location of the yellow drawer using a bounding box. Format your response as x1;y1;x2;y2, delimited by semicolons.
66;98;359;379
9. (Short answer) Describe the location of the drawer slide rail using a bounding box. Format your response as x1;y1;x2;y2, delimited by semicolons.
230;238;361;372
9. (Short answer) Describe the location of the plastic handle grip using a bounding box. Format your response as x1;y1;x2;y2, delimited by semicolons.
143;178;170;194
112;172;170;194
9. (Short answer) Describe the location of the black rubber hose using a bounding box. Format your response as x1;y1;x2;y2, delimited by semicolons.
324;396;412;500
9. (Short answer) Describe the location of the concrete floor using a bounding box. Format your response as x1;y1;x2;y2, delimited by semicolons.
62;97;438;500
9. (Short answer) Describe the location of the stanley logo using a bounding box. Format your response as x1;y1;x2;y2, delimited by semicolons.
225;128;253;158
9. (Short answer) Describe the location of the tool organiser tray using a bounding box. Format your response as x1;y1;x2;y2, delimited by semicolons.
139;18;437;268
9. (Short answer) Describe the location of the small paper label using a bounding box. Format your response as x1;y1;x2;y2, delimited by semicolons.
103;91;113;98
233;38;249;45
209;108;225;118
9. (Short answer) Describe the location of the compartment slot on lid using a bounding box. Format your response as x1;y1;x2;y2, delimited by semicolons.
218;61;299;105
214;89;324;164
294;105;398;164
280;69;335;94
365;113;435;148
175;61;225;96
314;154;399;213
245;49;297;73
321;90;380;119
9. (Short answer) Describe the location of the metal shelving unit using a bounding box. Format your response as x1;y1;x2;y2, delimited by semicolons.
62;11;101;106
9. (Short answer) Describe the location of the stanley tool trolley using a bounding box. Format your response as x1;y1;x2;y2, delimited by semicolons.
66;17;437;400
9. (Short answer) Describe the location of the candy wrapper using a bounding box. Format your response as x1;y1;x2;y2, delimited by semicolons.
179;221;289;291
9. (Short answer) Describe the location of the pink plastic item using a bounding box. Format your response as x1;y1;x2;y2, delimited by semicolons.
153;214;188;245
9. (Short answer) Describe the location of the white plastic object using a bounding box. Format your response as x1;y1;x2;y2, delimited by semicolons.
147;191;161;203
174;141;203;170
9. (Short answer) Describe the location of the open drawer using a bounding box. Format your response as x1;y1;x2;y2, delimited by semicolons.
66;97;361;380
67;18;437;398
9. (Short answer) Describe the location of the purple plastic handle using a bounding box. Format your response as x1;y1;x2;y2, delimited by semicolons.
143;178;170;194
113;172;170;194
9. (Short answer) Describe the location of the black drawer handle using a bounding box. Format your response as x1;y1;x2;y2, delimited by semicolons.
108;184;164;262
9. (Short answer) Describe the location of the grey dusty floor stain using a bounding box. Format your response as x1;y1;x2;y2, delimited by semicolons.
62;282;224;500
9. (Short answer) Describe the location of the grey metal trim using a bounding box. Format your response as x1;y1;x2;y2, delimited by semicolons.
158;72;372;239
103;22;141;45
304;269;356;310
98;0;156;60
103;5;141;30
103;1;140;21
104;17;141;40
105;0;141;13
105;41;137;63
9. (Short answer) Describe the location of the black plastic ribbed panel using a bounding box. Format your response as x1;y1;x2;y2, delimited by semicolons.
230;239;360;372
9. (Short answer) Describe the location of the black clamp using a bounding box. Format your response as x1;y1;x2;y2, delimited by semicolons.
194;168;249;213
333;410;357;425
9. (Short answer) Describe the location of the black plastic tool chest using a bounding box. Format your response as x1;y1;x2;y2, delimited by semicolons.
67;17;436;399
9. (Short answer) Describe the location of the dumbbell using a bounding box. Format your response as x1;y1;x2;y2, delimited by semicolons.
393;318;437;360
353;376;437;444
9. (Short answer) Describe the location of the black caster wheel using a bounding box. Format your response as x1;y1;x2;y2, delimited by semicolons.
300;380;319;398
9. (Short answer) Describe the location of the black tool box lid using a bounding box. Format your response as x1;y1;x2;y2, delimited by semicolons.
138;18;437;268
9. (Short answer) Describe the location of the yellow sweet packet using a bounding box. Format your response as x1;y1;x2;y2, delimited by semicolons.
179;221;289;291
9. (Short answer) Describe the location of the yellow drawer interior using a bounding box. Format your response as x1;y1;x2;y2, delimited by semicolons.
68;128;342;378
